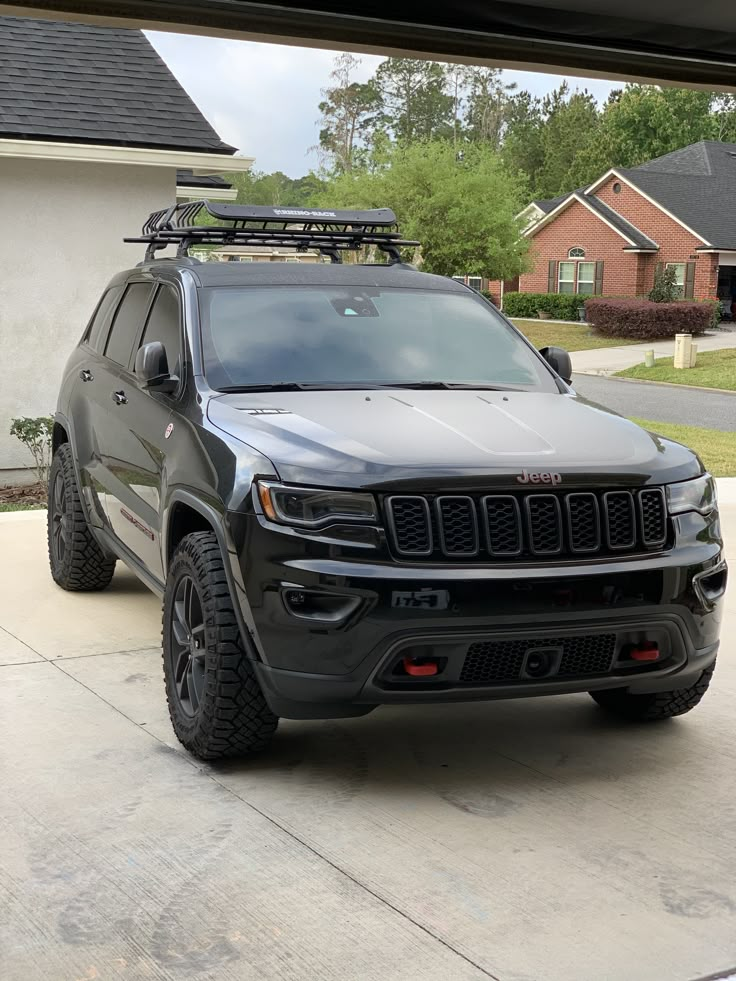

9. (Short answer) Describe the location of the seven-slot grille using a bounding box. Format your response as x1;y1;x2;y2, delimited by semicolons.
385;488;667;561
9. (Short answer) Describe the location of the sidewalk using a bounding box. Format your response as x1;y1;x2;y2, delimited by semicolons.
571;330;736;375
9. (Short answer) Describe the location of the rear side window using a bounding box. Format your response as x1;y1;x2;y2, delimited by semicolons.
84;286;122;351
139;286;182;373
104;283;152;367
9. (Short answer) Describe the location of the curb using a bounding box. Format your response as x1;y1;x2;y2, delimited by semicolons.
573;372;736;396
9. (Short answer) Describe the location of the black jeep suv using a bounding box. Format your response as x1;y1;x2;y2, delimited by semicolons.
49;202;726;760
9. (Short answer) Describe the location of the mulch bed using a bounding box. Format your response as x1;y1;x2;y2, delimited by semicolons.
0;482;47;506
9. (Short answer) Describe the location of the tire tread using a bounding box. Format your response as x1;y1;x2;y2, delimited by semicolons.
162;531;278;760
47;444;116;591
591;664;715;721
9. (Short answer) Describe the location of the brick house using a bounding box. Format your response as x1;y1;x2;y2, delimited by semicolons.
509;141;736;309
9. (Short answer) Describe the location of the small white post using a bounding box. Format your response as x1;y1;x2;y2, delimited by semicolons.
674;333;693;370
644;350;655;368
690;343;698;368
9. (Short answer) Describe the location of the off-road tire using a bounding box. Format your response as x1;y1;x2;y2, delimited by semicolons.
162;531;279;760
47;443;116;591
590;664;715;721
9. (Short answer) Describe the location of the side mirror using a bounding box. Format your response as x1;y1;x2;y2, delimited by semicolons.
539;345;573;384
135;341;179;393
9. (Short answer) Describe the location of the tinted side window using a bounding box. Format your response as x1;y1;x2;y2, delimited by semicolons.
104;283;152;367
139;286;182;372
84;286;123;351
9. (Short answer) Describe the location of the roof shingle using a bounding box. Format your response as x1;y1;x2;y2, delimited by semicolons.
0;16;235;154
622;141;736;248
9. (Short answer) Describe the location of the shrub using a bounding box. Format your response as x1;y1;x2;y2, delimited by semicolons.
585;299;711;339
9;416;54;484
649;265;680;303
503;292;592;320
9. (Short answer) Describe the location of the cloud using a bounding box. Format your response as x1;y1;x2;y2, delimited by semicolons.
147;31;616;177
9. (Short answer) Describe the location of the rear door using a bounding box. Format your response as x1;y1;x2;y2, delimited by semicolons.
68;284;125;529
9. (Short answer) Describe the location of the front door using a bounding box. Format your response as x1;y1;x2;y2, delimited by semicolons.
84;280;164;577
99;283;184;582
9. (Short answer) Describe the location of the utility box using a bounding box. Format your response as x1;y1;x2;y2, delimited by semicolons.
674;333;696;369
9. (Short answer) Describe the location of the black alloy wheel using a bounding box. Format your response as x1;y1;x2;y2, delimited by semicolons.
169;574;207;717
50;468;68;565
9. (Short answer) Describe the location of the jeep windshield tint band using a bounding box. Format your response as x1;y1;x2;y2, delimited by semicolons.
198;286;559;393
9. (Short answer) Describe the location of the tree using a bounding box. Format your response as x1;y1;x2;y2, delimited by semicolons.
373;58;454;142
649;264;679;303
314;141;531;280
534;83;600;198
225;169;327;206
316;53;382;172
566;85;723;188
500;90;545;191
464;67;517;148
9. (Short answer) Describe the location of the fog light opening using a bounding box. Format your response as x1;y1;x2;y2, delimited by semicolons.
402;656;439;677
628;641;660;662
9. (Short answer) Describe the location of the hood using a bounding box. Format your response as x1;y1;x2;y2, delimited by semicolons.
207;389;701;490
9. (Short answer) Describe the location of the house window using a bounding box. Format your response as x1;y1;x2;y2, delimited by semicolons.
558;261;576;293
568;247;585;258
452;275;483;291
666;262;686;298
577;261;596;294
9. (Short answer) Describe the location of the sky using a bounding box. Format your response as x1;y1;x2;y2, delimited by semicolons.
147;31;618;177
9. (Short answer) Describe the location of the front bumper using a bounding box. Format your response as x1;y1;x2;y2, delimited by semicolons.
226;511;726;719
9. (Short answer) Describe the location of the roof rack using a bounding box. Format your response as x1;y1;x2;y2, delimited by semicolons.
125;200;419;264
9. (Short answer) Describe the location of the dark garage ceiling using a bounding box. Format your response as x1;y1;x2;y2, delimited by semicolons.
1;0;735;89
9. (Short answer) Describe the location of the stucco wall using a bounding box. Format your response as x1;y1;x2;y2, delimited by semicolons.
0;158;174;473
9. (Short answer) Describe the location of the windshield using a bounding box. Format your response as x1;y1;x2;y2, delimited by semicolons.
198;286;558;393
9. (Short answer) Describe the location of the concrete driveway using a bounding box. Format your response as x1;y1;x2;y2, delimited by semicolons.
2;501;735;981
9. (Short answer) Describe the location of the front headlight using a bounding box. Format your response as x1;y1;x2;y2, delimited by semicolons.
666;473;717;516
256;481;378;528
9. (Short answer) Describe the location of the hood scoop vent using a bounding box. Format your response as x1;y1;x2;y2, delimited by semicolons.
239;407;292;415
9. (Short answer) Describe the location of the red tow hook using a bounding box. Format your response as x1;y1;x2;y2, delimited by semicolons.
630;642;660;662
403;657;439;677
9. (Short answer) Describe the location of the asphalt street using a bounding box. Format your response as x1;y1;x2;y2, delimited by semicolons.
572;374;736;431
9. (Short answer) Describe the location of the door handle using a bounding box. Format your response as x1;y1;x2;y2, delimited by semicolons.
112;390;128;405
79;369;93;382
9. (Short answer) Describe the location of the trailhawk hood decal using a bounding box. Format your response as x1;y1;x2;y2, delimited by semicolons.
207;389;700;489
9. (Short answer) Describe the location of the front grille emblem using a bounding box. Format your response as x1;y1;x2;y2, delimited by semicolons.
516;469;561;485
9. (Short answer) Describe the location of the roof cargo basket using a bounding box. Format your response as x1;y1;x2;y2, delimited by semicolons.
125;200;419;264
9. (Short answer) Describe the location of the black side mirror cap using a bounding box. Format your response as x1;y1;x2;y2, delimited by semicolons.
135;341;179;393
539;345;573;385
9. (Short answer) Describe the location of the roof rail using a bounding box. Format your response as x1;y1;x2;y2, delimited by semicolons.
125;200;419;264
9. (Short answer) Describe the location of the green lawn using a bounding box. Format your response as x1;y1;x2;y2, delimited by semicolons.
630;417;736;476
0;502;46;512
617;349;736;391
511;319;640;352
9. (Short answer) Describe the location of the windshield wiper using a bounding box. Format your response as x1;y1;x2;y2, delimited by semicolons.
216;380;523;394
216;381;388;393
388;381;521;392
